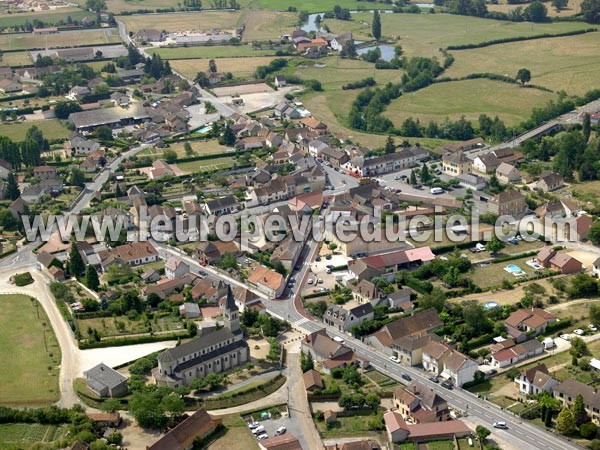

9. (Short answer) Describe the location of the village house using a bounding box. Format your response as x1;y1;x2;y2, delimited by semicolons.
0;78;22;93
33;165;57;179
154;286;249;387
0;158;12;180
534;247;582;275
348;247;436;282
393;382;450;423
301;328;360;374
144;276;193;300
84;363;128;398
303;369;324;392
343;147;428;177
472;153;501;174
554;378;600;424
258;433;303;450
495;162;521;184
274;75;287;88
190;278;228;302
384;411;471;444
300;116;328;134
146;409;222;450
436;138;484;154
504;308;557;342
179;302;201;319
567;214;593;241
231;286;261;312
387;289;414;311
457;173;487;191
514;363;558;395
65;135;101;156
490;339;544;368
537;171;564;192
202;195;240;216
487;189;527;217
98;241;159;271
441;151;471;176
323;303;374;332
246;265;284;298
165;256;190;280
349;279;385;306
421;341;478;386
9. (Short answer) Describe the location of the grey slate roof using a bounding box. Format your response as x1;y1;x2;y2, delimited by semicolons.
84;363;126;389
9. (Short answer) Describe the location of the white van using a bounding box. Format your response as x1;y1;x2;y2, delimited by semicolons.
333;336;345;344
430;187;444;195
276;426;286;435
252;425;266;435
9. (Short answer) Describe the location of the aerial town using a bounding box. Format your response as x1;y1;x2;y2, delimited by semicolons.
1;0;600;450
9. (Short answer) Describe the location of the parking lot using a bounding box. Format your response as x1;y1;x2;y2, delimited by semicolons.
246;412;302;444
301;250;348;296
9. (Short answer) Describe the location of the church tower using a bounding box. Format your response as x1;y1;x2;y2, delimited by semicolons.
222;284;240;333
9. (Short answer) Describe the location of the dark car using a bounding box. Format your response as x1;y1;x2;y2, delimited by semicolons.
441;381;454;390
401;373;412;382
429;376;439;383
487;369;498;377
325;254;332;260
315;256;321;262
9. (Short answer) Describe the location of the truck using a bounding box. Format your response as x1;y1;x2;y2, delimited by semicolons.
430;187;444;195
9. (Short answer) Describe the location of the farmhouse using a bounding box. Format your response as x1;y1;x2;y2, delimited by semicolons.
537;171;564;192
146;408;222;450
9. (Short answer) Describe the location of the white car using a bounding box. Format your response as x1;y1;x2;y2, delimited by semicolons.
389;355;400;363
559;334;571;341
573;329;585;336
248;422;259;430
257;434;269;440
588;324;598;332
493;421;508;429
307;279;314;285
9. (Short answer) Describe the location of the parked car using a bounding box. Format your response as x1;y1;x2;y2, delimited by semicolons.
588;324;598;332
315;256;321;262
573;329;585;336
559;333;571;341
487;369;498;377
307;279;314;285
276;427;286;435
248;422;260;429
325;254;332;260
402;373;412;382
441;381;454;390
389;355;400;363
394;175;402;180
252;425;266;435
429;376;439;383
493;421;508;429
257;434;269;440
317;278;323;284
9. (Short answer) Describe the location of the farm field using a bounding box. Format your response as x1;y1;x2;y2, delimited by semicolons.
0;119;70;141
384;79;557;127
0;423;68;447
324;12;589;57
487;0;583;17
0;294;61;406
249;0;393;12
118;9;296;41
0;9;88;28
0;28;121;51
444;31;600;96
0;50;32;66
171;56;278;79
148;45;278;60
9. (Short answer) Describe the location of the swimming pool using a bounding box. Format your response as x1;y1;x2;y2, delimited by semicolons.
196;125;211;134
483;301;499;310
504;264;525;276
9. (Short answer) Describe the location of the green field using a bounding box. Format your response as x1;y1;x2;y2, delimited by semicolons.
0;51;32;67
444;31;600;96
384;79;557;127
0;9;88;28
177;155;235;173
141;139;232;158
171;56;279;79
118;9;297;41
0;120;70;141
148;45;279;60
323;12;589;57
0;28;121;51
0;294;61;406
0;423;68;447
248;0;394;13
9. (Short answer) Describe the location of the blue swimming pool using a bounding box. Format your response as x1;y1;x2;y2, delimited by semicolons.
505;264;522;274
196;125;211;134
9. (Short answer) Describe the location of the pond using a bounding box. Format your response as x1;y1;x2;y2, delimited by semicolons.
301;10;395;33
356;44;396;62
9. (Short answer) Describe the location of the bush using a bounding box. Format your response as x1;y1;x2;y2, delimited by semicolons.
580;422;598;439
13;272;34;286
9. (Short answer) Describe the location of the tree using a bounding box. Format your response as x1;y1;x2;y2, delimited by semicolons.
95;125;114;142
582;0;600;23
476;425;491;443
6;172;20;200
524;1;548;21
372;10;382;40
590;304;600;326
384;135;395;154
300;351;314;372
86;265;100;291
328;242;338;253
443;266;460;287
68;244;85;276
552;0;568;10
163;149;177;163
570;336;590;357
194;71;208;87
219;124;236;146
589;221;600;245
0;209;17;230
420;163;431;183
86;0;106;13
573;393;589;426
556;407;576;435
516;68;531;86
208;59;218;74
183;142;195;157
409;170;417;185
101;398;121;413
160;393;185;417
129;392;167;429
583;113;592;143
342;364;362;386
487;236;506;254
70;168;86;188
365;392;380;410
54;101;82;119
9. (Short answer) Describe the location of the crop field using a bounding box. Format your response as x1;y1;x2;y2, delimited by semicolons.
323;12;589;56
0;9;88;28
0;50;32;66
248;0;393;12
119;9;296;41
0;120;70;141
0;423;68;447
0;28;121;51
171;56;278;79
0;294;61;406
148;45;277;60
384;79;557;126
444;31;600;96
487;0;583;17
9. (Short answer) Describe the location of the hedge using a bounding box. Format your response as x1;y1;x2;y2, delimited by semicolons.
404;276;433;294
446;28;597;50
13;272;34;286
79;331;190;349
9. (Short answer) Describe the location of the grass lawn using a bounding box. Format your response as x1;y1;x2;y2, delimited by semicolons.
118;10;296;41
316;413;384;438
1;50;32;66
0;29;120;51
77;314;185;338
487;0;583;18
444;31;600;96
466;375;513;395
177;155;235;174
469;255;544;289
324;12;589;57
427;441;455;450
0;294;61;406
0;119;70;141
149;139;232;158
0;423;68;447
0;9;88;28
456;438;475;450
206;412;259;450
249;0;394;13
385;79;557;127
171;56;278;79
148;45;279;60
